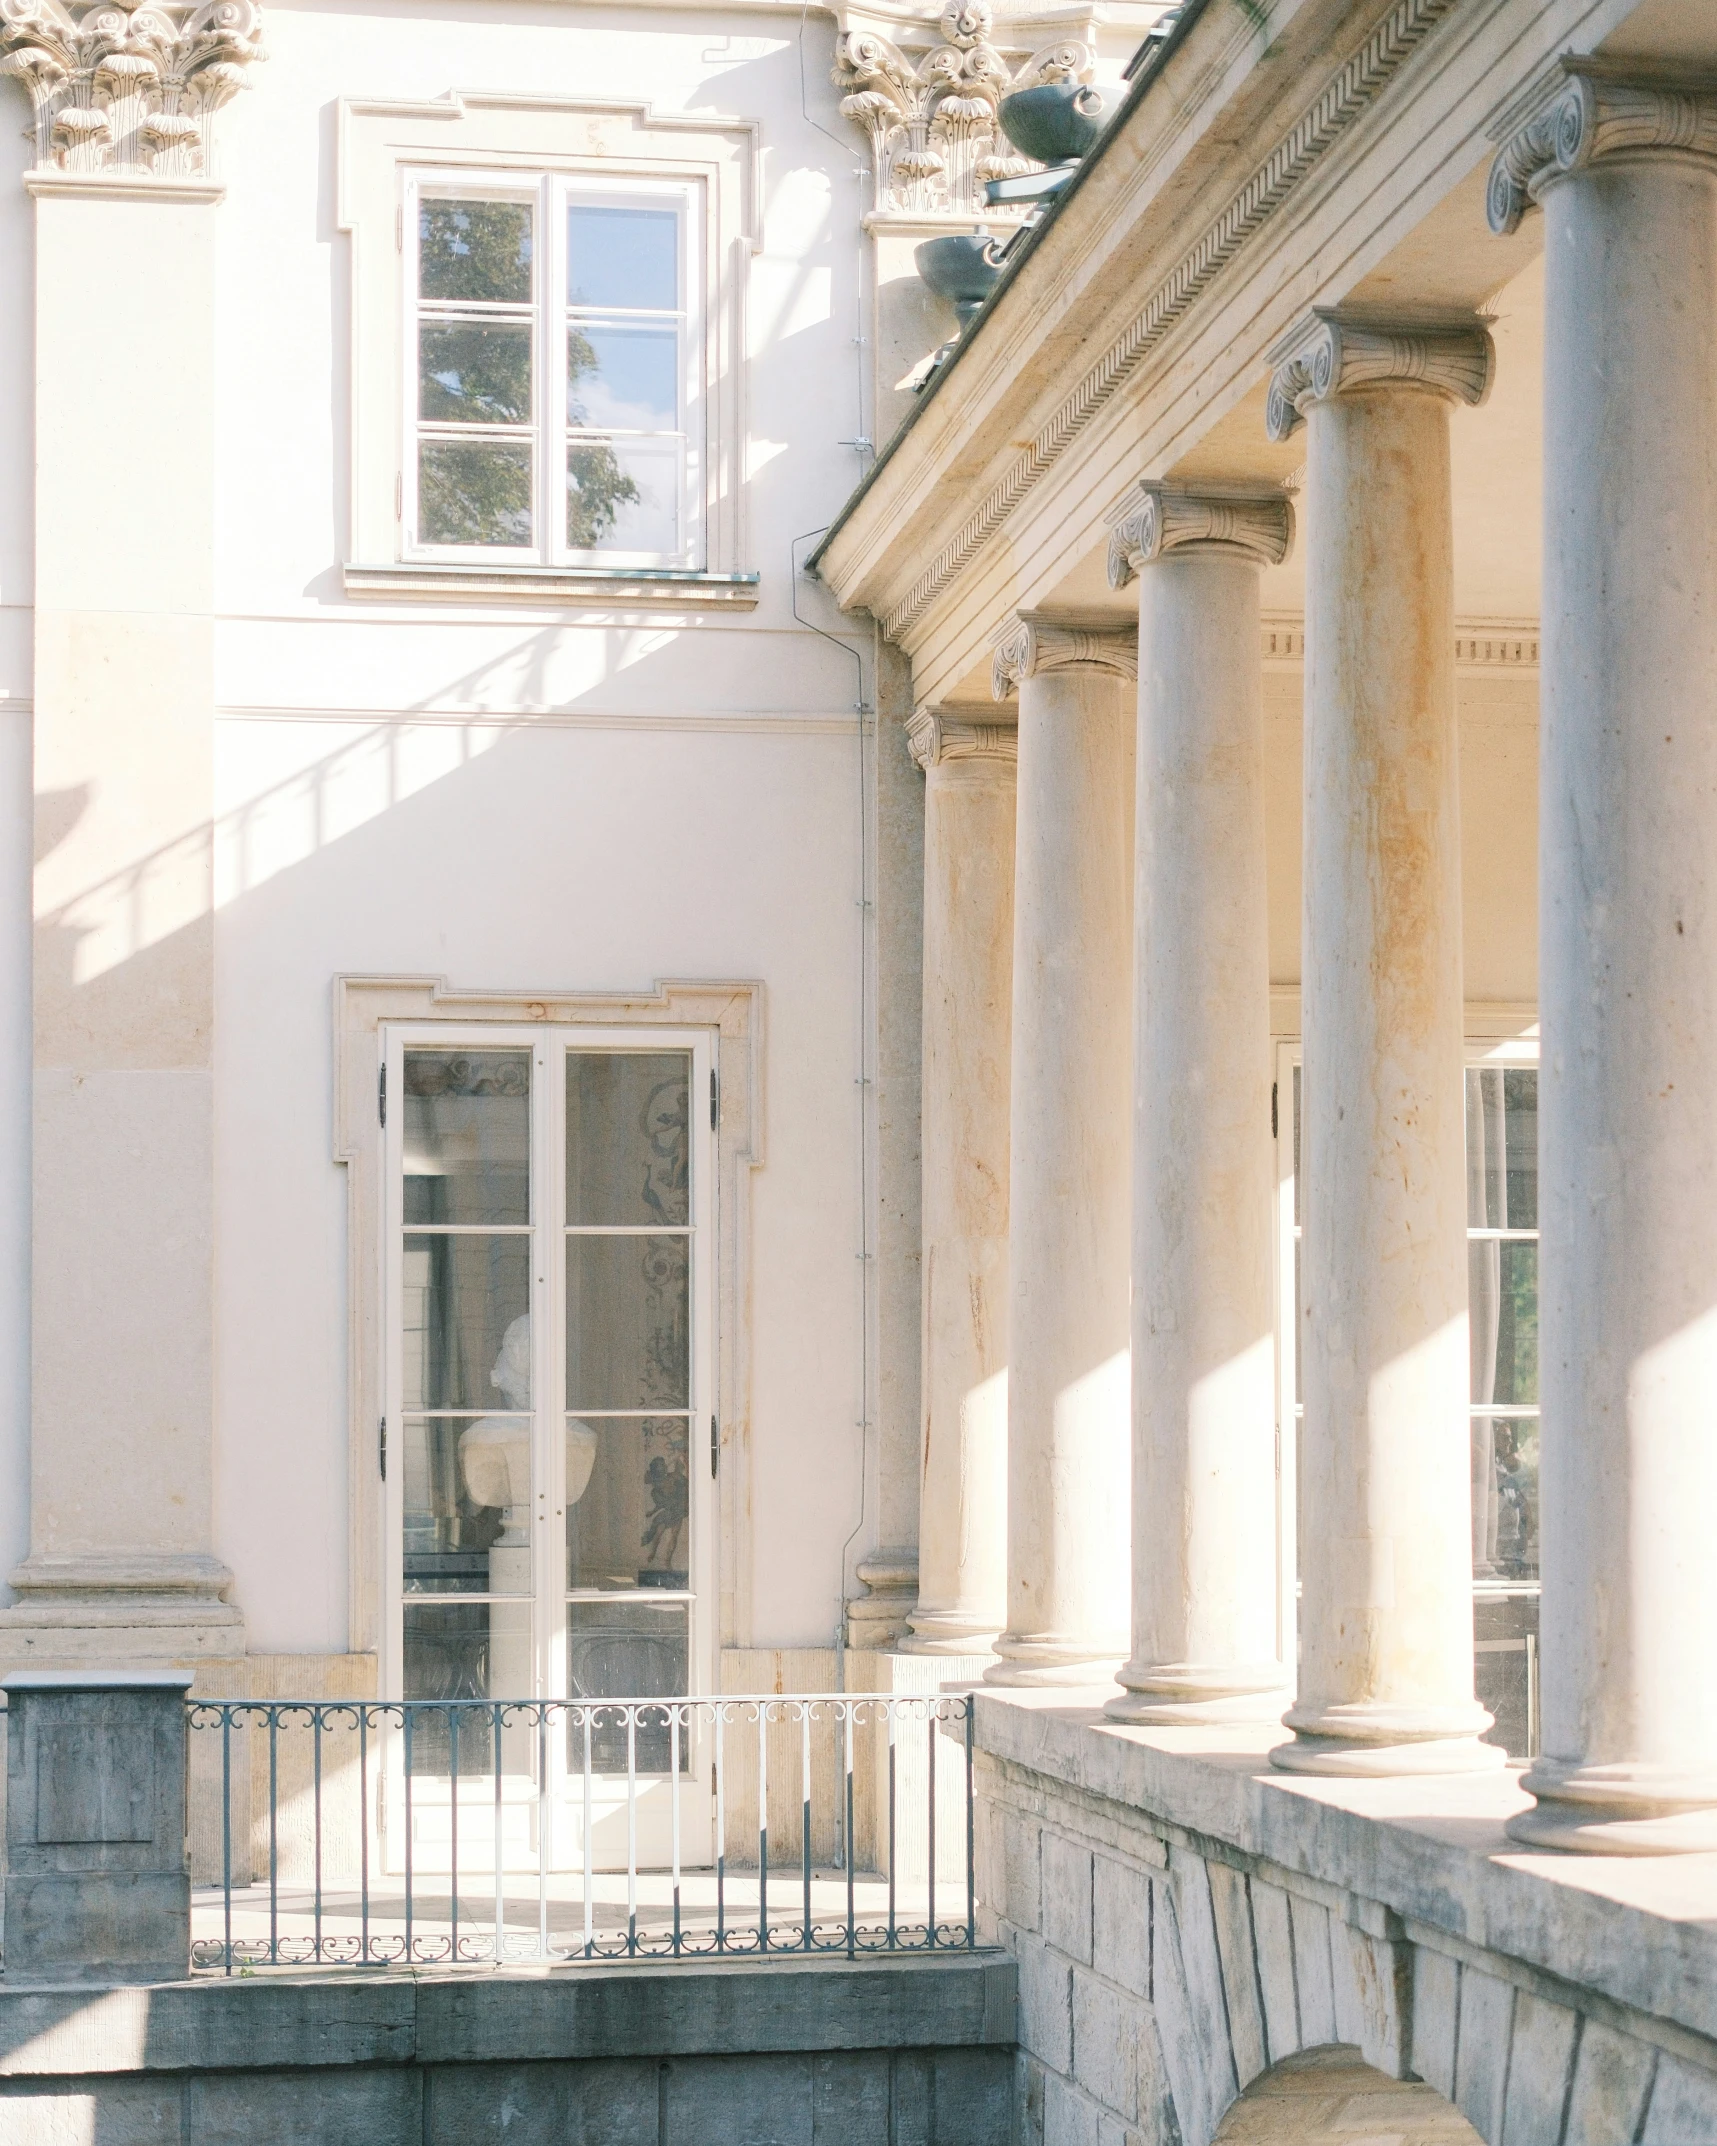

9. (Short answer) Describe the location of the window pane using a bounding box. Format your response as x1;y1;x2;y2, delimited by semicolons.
1476;1592;1539;1757
568;323;677;432
404;1603;536;1769
420;198;532;304
565;1603;689;1772
419;440;532;547
419;323;532;425
1466;1066;1538;1229
565;1051;690;1226
566;1416;690;1590
567;204;677;311
1504;1067;1538;1229
404;1050;530;1226
1470;1239;1537;1407
565;1235;689;1411
404;1239;531;1412
1472;1416;1539;1581
403;1415;531;1597
567;438;679;553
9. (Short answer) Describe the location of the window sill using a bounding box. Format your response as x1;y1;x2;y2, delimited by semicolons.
343;561;761;609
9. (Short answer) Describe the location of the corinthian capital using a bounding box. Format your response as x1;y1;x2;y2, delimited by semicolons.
991;616;1137;701
906;706;1019;770
0;0;262;184
1488;60;1717;235
1107;483;1294;589
1265;311;1494;443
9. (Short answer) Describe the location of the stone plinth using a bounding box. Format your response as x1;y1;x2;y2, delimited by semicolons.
2;1670;193;1985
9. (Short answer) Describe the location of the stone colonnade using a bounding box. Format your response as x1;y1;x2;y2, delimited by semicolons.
901;56;1717;1849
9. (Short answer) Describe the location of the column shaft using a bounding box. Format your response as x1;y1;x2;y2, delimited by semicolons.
905;715;1016;1655
1492;69;1717;1849
1265;315;1500;1774
1104;491;1292;1724
986;621;1133;1687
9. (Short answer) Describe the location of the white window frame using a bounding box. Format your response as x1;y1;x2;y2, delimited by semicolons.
403;170;704;570
1270;1008;1541;1675
337;93;760;607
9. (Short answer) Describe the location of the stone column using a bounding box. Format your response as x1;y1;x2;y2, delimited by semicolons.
1491;67;1717;1851
1103;486;1295;1726
1265;314;1502;1775
0;3;261;1673
902;710;1016;1655
985;619;1134;1688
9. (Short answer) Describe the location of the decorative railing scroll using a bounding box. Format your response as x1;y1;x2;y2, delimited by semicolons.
834;1;1090;220
0;0;262;179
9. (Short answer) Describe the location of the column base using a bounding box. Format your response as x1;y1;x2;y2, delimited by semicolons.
845;1551;919;1652
1106;1670;1291;1728
984;1634;1124;1689
1505;1760;1717;1855
900;1609;1001;1658
1272;1698;1504;1776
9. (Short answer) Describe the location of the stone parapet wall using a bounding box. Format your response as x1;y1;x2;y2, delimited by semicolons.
0;1953;1016;2144
972;1695;1717;2146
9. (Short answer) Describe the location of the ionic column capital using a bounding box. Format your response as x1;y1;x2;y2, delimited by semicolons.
906;707;1019;772
1106;483;1294;589
990;615;1137;702
1265;311;1494;443
1488;60;1717;236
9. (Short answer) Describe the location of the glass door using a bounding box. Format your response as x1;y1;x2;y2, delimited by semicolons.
382;1025;714;1871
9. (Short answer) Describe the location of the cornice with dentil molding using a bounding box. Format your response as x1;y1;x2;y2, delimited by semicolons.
0;0;262;182
834;0;1096;223
906;705;1019;770
1488;60;1717;236
991;615;1137;700
1265;310;1494;444
1106;482;1293;588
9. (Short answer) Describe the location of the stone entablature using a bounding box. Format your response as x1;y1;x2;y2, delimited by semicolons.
0;0;262;182
975;1696;1717;2146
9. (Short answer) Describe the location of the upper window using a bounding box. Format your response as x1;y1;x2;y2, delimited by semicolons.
408;176;700;567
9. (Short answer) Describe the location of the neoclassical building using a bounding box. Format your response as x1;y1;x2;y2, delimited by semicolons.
6;0;1717;2132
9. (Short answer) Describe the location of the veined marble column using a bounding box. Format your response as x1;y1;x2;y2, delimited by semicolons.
903;711;1016;1655
1491;67;1717;1851
984;618;1134;1688
1265;314;1502;1775
1103;486;1294;1726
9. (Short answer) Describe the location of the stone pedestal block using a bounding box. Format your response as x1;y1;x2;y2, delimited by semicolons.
3;1670;193;1985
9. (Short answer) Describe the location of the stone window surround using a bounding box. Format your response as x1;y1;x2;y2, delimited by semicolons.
334;975;764;1659
336;92;762;610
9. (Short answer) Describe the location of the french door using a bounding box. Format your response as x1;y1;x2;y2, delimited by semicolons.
380;1023;715;1868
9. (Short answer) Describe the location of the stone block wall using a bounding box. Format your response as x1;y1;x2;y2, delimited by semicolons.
971;1703;1717;2146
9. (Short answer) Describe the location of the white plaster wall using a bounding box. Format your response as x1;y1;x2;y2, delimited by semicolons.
201;2;876;1653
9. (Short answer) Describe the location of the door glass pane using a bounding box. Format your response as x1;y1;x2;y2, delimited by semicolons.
568;323;677;431
405;1050;530;1225
404;1602;536;1769
403;1238;531;1411
419;323;532;425
419;440;533;547
567;438;678;553
420;198;533;303
565;1236;689;1410
1470;1240;1537;1408
565;1603;689;1773
566;1416;690;1591
403;1415;532;1596
565;1052;690;1225
567;204;677;310
1472;1415;1539;1581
